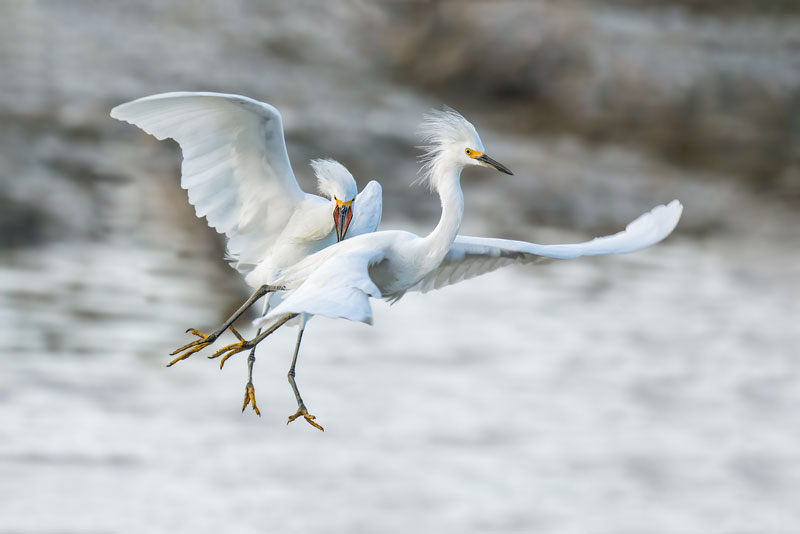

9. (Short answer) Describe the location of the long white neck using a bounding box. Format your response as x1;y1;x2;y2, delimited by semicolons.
419;161;464;268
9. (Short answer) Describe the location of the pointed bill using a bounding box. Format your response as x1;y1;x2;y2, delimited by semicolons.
476;153;513;175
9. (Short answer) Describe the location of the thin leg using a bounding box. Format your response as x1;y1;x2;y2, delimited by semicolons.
287;325;306;408
209;313;298;368
168;284;282;366
286;319;323;431
241;328;261;416
241;297;269;415
248;344;257;383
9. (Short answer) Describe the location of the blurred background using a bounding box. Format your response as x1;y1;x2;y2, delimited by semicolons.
1;1;798;532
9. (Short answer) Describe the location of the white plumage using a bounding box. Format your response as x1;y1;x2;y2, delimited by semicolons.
256;110;682;327
407;200;683;294
114;97;683;429
111;92;384;425
110;92;382;285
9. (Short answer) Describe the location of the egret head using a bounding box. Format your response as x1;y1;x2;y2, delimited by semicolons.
311;158;358;242
417;107;512;190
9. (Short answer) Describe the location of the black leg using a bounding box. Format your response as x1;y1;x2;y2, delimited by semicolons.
286;318;323;431
209;313;298;368
287;324;306;409
168;284;283;366
241;328;261;416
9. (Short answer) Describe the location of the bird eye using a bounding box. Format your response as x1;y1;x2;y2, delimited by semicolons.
465;148;472;156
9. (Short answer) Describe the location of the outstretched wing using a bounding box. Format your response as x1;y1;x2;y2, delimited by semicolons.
110;92;306;274
255;246;386;326
409;200;683;293
349;180;382;237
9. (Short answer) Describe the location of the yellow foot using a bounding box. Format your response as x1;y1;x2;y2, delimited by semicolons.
241;381;260;416
167;329;216;367
208;327;250;369
287;408;324;432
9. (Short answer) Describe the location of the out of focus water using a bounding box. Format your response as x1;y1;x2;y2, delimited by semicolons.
1;2;799;533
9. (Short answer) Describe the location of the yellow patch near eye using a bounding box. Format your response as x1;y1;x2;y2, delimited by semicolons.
465;148;483;159
335;198;353;208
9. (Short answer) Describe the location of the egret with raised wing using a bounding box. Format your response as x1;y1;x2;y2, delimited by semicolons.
111;93;382;423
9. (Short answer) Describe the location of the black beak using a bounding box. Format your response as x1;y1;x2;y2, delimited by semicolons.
334;204;352;242
476;153;513;175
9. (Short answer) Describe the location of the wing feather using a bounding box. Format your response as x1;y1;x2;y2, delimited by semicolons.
409;200;683;293
348;180;382;237
111;91;306;274
255;247;385;326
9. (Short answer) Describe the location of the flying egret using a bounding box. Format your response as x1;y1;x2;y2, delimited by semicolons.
110;93;382;421
207;108;682;429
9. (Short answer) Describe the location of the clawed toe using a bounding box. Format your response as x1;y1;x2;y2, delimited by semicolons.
207;327;252;369
242;382;260;416
167;329;216;367
287;408;324;431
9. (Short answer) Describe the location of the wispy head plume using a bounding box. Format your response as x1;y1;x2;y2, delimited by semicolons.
414;106;480;190
311;158;357;200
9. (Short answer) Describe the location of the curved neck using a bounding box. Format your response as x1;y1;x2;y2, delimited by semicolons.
420;163;464;266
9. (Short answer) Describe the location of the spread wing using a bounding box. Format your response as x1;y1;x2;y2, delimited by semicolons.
349;180;382;237
255;245;386;326
409;200;683;293
110;91;306;274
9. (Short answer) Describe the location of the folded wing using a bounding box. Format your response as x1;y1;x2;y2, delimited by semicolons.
409;200;683;293
110;92;306;274
256;247;386;327
349;180;382;237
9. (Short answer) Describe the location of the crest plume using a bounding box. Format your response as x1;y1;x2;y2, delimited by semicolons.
415;106;480;189
311;158;357;200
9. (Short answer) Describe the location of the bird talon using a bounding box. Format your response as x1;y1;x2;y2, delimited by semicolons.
167;329;218;366
170;336;207;355
242;382;260;416
209;341;250;369
287;408;324;431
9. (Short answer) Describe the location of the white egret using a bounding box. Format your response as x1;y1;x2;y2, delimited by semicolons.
208;108;682;429
110;93;382;422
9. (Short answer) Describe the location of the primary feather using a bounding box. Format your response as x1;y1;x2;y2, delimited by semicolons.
111;92;303;275
111;92;383;287
408;200;683;293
